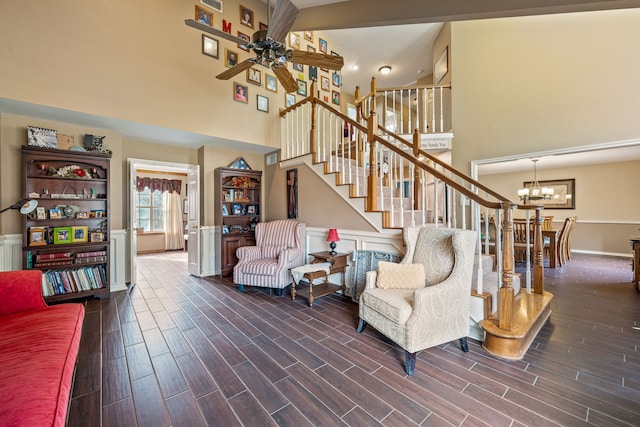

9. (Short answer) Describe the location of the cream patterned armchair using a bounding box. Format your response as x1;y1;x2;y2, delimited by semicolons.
233;220;306;295
357;226;477;375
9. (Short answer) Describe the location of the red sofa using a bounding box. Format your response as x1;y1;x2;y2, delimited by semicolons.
0;270;85;427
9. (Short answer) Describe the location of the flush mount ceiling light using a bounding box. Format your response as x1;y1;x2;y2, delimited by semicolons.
378;66;391;75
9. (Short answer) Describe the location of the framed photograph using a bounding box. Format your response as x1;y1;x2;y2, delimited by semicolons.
36;207;46;220
247;67;261;85
321;76;330;92
257;95;269;113
332;90;340;106
72;226;88;243
29;227;47;246
289;33;301;50
76;212;89;219
222;204;229;216
27;126;58;148
265;74;277;93
286;169;298;219
434;46;448;84
247;205;256;214
309;65;317;81
94;210;104;218
200;0;222;13
332;72;341;87
237;31;250;52
222;225;229;234
304;31;314;42
224;189;234;202
319;38;327;54
195;5;213;26
53;227;72;244
233;82;248;103
90;232;105;242
240;5;254;28
202;34;219;59
232;204;243;215
522;178;575;209
297;79;307;96
285;93;296;108
49;208;62;219
225;48;239;68
293;62;303;72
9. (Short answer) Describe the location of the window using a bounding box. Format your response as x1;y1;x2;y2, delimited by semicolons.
135;188;165;232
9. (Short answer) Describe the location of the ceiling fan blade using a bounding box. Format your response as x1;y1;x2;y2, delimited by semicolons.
273;66;299;93
216;59;256;80
185;19;248;46
290;50;344;70
266;0;299;43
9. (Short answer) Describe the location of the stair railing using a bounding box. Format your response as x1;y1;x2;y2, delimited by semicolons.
280;77;546;332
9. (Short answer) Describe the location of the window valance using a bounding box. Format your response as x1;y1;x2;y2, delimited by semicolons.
136;177;182;194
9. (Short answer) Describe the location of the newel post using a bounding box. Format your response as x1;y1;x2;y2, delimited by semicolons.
533;208;545;294
366;77;378;212
354;85;366;168
498;203;515;330
310;79;318;163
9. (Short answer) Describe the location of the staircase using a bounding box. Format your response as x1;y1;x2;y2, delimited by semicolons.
279;77;553;360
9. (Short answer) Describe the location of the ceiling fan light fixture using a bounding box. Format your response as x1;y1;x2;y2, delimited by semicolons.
379;66;392;76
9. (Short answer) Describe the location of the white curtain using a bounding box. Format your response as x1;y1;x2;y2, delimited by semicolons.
165;191;184;250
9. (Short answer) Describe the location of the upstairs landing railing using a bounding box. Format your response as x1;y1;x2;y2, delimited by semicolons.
280;77;547;333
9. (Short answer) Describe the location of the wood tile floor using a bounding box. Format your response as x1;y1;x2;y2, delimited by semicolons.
67;252;640;426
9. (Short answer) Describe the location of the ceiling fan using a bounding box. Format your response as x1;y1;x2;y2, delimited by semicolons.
185;0;344;93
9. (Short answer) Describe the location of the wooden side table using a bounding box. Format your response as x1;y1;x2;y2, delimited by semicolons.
631;236;640;292
291;251;349;307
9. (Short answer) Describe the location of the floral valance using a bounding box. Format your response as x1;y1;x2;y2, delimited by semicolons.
136;177;182;194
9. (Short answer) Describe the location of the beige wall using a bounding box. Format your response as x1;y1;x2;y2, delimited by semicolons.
480;160;640;253
451;9;640;172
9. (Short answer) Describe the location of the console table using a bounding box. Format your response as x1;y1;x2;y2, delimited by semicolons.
631;235;640;292
291;251;349;306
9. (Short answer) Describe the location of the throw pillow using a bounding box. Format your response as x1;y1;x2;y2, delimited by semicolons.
375;261;426;289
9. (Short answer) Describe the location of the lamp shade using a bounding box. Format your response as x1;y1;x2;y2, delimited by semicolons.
0;198;38;215
326;228;340;242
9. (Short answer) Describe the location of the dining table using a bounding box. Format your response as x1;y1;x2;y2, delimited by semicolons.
543;229;559;268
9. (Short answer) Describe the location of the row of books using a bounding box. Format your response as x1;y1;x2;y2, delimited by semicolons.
41;265;107;297
28;250;107;269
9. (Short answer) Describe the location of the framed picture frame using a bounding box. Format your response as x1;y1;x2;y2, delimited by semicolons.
53;227;72;244
286;169;298;219
233;82;248;103
319;38;327;54
293;62;303;72
321;76;330;92
222;204;229;216
72;226;88;243
200;0;222;13
434;46;448;84
90;232;105;242
237;31;250;52
522;178;575;209
36;207;46;220
240;5;254;29
232;204;243;215
289;33;301;50
225;48;239;68
49;208;62;219
202;34;219;59
257;95;269;113
265;74;277;92
29;227;47;246
27;126;58;148
247;67;261;85
309;65;317;81
222;225;229;234
247;205;256;214
285;93;296;107
297;79;307;96
304;31;314;42
332;90;340;106
195;5;213;26
332;72;341;87
259;22;268;31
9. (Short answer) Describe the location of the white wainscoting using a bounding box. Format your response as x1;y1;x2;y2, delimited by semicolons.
200;225;217;277
110;230;127;292
0;234;24;272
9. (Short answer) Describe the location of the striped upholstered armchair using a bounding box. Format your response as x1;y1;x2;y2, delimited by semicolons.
233;220;306;295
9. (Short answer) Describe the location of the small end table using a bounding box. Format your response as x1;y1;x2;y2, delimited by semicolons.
291;251;349;307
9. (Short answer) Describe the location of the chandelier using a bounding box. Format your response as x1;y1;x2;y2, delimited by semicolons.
518;159;554;202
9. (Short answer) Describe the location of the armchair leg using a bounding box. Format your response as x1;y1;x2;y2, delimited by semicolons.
274;288;284;297
237;284;244;292
356;318;367;333
459;337;469;352
405;351;416;376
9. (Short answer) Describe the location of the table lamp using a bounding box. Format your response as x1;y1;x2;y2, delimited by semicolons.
0;198;38;215
327;228;340;256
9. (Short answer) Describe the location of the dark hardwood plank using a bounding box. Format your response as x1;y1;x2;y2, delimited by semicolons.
197;391;242;427
228;390;278;427
102;356;131;405
131;374;171;427
102;397;137;427
176;352;218;398
151;352;189;398
67;390;101;427
165;391;208;427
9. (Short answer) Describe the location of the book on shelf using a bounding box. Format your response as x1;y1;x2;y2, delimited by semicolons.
41;266;106;297
76;250;107;258
35;252;73;261
34;258;74;268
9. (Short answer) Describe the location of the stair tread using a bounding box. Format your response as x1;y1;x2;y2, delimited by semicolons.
480;291;553;338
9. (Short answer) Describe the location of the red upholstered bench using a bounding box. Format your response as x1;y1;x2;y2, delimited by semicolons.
0;270;85;427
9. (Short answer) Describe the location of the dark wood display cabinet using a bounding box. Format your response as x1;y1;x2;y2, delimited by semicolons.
215;167;261;277
21;145;111;302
